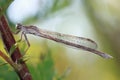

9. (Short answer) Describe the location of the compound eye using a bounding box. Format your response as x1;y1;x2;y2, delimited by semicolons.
16;23;22;30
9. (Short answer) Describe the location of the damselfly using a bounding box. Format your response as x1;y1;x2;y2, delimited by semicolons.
15;23;112;59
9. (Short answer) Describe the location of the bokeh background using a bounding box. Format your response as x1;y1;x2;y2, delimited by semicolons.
0;0;120;80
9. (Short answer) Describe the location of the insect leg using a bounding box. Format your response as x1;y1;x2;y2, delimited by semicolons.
23;33;30;54
17;32;24;42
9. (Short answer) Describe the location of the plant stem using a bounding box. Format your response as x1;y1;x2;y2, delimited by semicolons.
0;13;32;80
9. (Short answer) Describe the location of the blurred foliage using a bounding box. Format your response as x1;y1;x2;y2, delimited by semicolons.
27;46;70;80
83;0;120;79
49;0;72;14
0;61;18;80
23;0;72;24
28;49;55;80
0;0;13;16
0;0;13;8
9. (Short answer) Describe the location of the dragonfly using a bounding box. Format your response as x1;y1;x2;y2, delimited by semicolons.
15;23;112;59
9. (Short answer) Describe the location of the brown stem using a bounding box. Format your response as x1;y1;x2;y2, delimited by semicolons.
0;14;32;80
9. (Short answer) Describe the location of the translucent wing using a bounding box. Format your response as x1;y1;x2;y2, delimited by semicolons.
37;29;112;59
38;29;97;49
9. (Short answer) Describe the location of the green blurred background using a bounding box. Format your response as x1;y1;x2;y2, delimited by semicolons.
0;0;120;80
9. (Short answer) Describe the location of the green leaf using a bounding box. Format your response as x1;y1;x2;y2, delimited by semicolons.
28;49;55;80
0;62;7;66
9;43;18;55
38;50;55;80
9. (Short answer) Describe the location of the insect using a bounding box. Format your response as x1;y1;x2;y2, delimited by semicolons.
15;23;112;59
